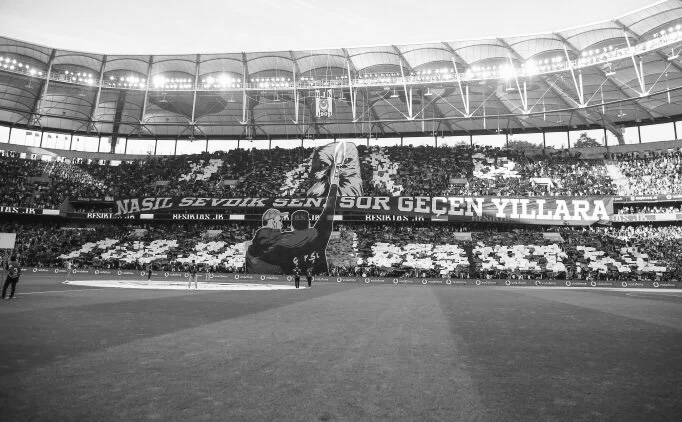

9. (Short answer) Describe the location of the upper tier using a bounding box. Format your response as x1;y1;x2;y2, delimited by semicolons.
2;143;681;209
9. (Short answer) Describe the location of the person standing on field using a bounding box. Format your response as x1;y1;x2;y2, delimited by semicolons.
306;268;313;288
2;255;22;300
188;260;198;290
293;266;301;289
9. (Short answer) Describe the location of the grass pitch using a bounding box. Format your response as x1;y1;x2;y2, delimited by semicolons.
0;276;681;421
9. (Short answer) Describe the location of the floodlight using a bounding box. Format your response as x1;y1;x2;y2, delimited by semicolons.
525;61;539;76
153;75;166;87
499;65;514;80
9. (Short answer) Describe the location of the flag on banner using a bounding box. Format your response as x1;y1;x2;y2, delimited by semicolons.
316;97;333;118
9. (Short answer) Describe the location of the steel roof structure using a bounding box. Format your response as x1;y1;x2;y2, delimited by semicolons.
1;0;682;144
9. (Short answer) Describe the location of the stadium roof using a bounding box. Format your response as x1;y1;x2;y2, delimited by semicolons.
1;0;682;142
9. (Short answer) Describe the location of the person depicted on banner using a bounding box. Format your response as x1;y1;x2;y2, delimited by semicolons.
306;268;313;289
246;142;347;276
188;260;198;290
245;208;290;275
271;170;339;276
2;255;22;300
293;266;301;289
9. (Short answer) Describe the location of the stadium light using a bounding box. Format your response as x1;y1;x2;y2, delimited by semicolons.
153;75;166;88
499;65;514;80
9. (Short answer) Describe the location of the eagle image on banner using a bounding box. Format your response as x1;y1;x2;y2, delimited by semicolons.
245;142;354;276
316;96;333;118
306;141;363;197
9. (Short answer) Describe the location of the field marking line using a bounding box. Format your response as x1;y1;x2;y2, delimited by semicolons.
17;288;106;295
626;292;682;298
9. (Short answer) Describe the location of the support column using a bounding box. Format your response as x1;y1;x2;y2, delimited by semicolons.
542;131;546;149
190;54;201;137
625;33;647;95
89;55;107;133
563;46;585;107
674;121;678;140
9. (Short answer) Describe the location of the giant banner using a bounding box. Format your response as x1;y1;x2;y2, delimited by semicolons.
114;195;613;225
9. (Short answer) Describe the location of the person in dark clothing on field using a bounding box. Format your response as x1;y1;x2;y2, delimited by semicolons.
293;266;301;289
2;255;22;300
188;260;198;290
306;268;313;288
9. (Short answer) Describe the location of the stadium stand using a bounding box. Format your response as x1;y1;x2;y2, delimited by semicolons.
3;218;678;282
2;144;676;209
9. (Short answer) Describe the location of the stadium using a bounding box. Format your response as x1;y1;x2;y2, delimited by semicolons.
1;0;682;420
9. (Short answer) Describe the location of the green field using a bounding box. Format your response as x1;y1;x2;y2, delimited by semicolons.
1;276;681;421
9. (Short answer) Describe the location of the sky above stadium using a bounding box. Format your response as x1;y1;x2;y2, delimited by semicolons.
0;0;658;54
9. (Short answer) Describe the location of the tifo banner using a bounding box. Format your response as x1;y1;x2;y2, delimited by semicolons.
114;195;613;225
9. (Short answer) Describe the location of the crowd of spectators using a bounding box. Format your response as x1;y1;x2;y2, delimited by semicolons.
0;220;679;281
617;204;682;214
0;144;679;210
614;150;682;195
